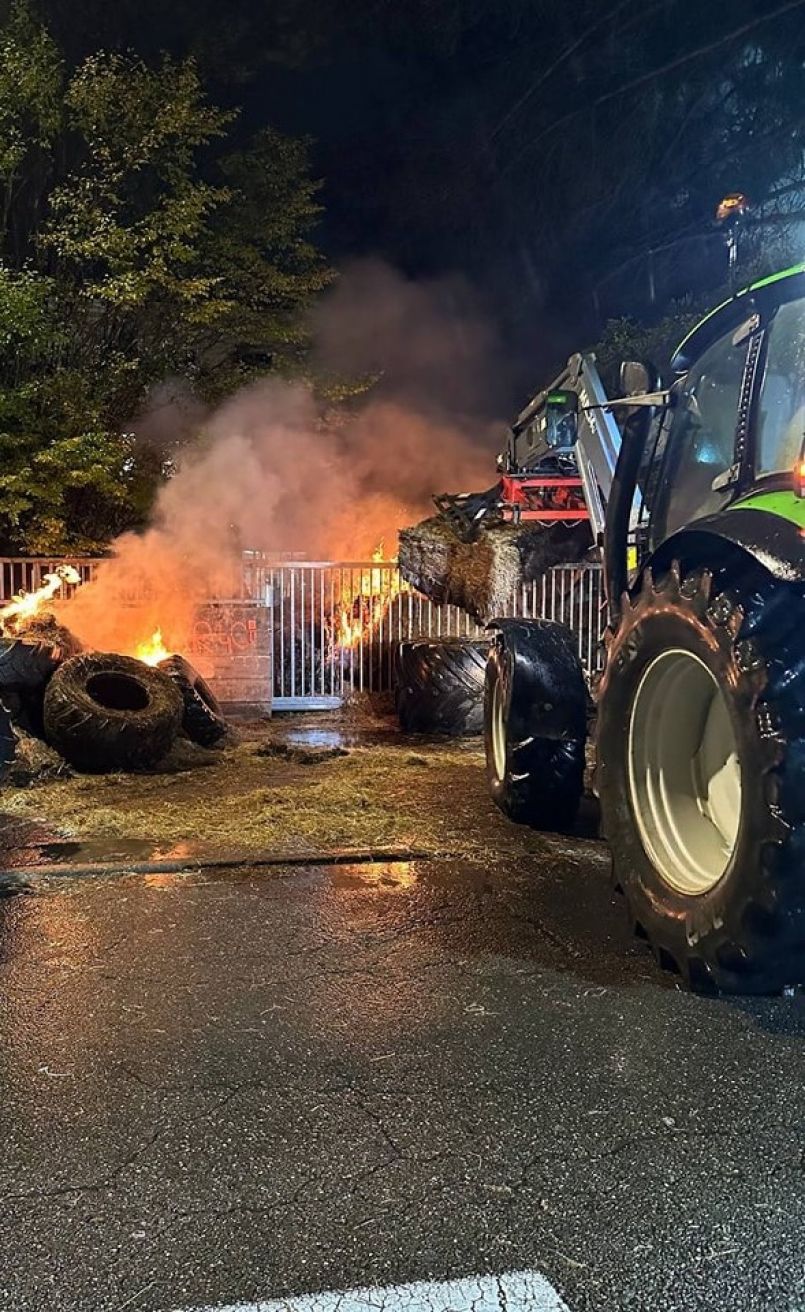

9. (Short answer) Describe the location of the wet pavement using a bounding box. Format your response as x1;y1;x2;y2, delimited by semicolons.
3;843;805;1312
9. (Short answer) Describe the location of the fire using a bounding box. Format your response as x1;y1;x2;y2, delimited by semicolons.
0;565;81;633
134;628;172;666
334;541;407;650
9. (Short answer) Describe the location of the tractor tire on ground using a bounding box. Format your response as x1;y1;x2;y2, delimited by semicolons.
597;562;805;995
484;620;586;831
0;638;61;691
158;654;227;747
395;637;490;735
43;652;183;772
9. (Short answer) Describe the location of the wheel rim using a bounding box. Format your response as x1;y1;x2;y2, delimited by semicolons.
491;673;507;781
627;648;741;895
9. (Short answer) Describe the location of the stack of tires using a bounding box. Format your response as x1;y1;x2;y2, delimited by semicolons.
0;635;228;774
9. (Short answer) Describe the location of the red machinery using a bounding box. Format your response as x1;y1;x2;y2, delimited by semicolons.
498;472;589;524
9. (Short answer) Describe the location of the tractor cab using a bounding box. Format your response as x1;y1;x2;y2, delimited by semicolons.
627;263;805;578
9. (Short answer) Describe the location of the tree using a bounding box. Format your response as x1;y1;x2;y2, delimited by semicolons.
0;0;330;553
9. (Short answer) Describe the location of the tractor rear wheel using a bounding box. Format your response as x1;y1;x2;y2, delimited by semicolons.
597;562;805;994
484;620;587;830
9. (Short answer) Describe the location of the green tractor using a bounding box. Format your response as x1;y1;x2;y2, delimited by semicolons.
486;262;805;994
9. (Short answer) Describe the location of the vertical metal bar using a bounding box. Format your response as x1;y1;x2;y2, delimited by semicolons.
388;566;393;686
309;567;315;697
346;567;352;694
368;563;374;692
357;567;363;692
576;569;584;661
329;567;335;697
279;568;286;696
589;566;596;672
293;569;300;703
369;563;374;691
393;566;399;681
300;568;306;695
319;568;324;696
380;566;387;692
340;568;346;697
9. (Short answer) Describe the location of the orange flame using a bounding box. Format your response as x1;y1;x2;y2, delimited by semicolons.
134;628;172;666
334;541;407;650
0;565;81;632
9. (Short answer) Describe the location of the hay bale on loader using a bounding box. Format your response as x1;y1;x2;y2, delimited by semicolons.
398;514;592;623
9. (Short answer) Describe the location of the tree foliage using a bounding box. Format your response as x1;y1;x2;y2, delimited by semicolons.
0;0;329;553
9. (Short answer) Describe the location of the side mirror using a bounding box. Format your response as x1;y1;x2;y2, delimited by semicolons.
619;360;653;397
544;388;579;450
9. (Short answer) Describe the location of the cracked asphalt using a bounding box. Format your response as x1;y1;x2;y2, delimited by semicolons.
3;826;805;1310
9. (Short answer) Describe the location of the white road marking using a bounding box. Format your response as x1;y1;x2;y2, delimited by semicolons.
171;1268;571;1312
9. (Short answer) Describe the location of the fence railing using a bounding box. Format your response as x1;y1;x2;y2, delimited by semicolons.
0;555;607;710
0;557;100;602
265;560;606;708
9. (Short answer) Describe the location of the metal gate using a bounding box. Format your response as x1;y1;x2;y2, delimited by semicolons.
266;560;606;710
0;555;607;711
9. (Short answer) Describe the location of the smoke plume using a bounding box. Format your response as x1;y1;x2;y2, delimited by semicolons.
60;261;505;655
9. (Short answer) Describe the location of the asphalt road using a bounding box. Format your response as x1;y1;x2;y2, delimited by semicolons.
2;838;805;1312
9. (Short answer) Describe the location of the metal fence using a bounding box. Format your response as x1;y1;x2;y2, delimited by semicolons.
0;555;607;711
0;557;99;601
266;560;606;709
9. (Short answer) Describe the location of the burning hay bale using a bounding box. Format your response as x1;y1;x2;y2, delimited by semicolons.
0;567;85;696
398;514;592;622
11;611;84;661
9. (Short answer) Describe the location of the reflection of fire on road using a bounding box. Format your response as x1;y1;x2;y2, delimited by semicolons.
333;543;409;652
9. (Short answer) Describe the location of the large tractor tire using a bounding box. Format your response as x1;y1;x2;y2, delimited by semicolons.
395;637;490;735
597;562;805;995
44;653;183;772
484;619;587;830
158;655;227;747
0;638;61;691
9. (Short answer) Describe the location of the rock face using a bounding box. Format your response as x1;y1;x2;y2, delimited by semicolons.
398;514;593;623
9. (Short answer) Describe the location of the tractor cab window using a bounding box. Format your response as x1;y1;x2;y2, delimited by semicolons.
756;297;805;477
649;328;748;548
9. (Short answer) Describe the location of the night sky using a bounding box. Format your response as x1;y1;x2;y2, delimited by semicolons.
33;0;805;381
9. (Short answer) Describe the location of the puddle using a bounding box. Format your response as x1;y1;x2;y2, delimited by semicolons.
281;725;404;749
0;833;212;871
